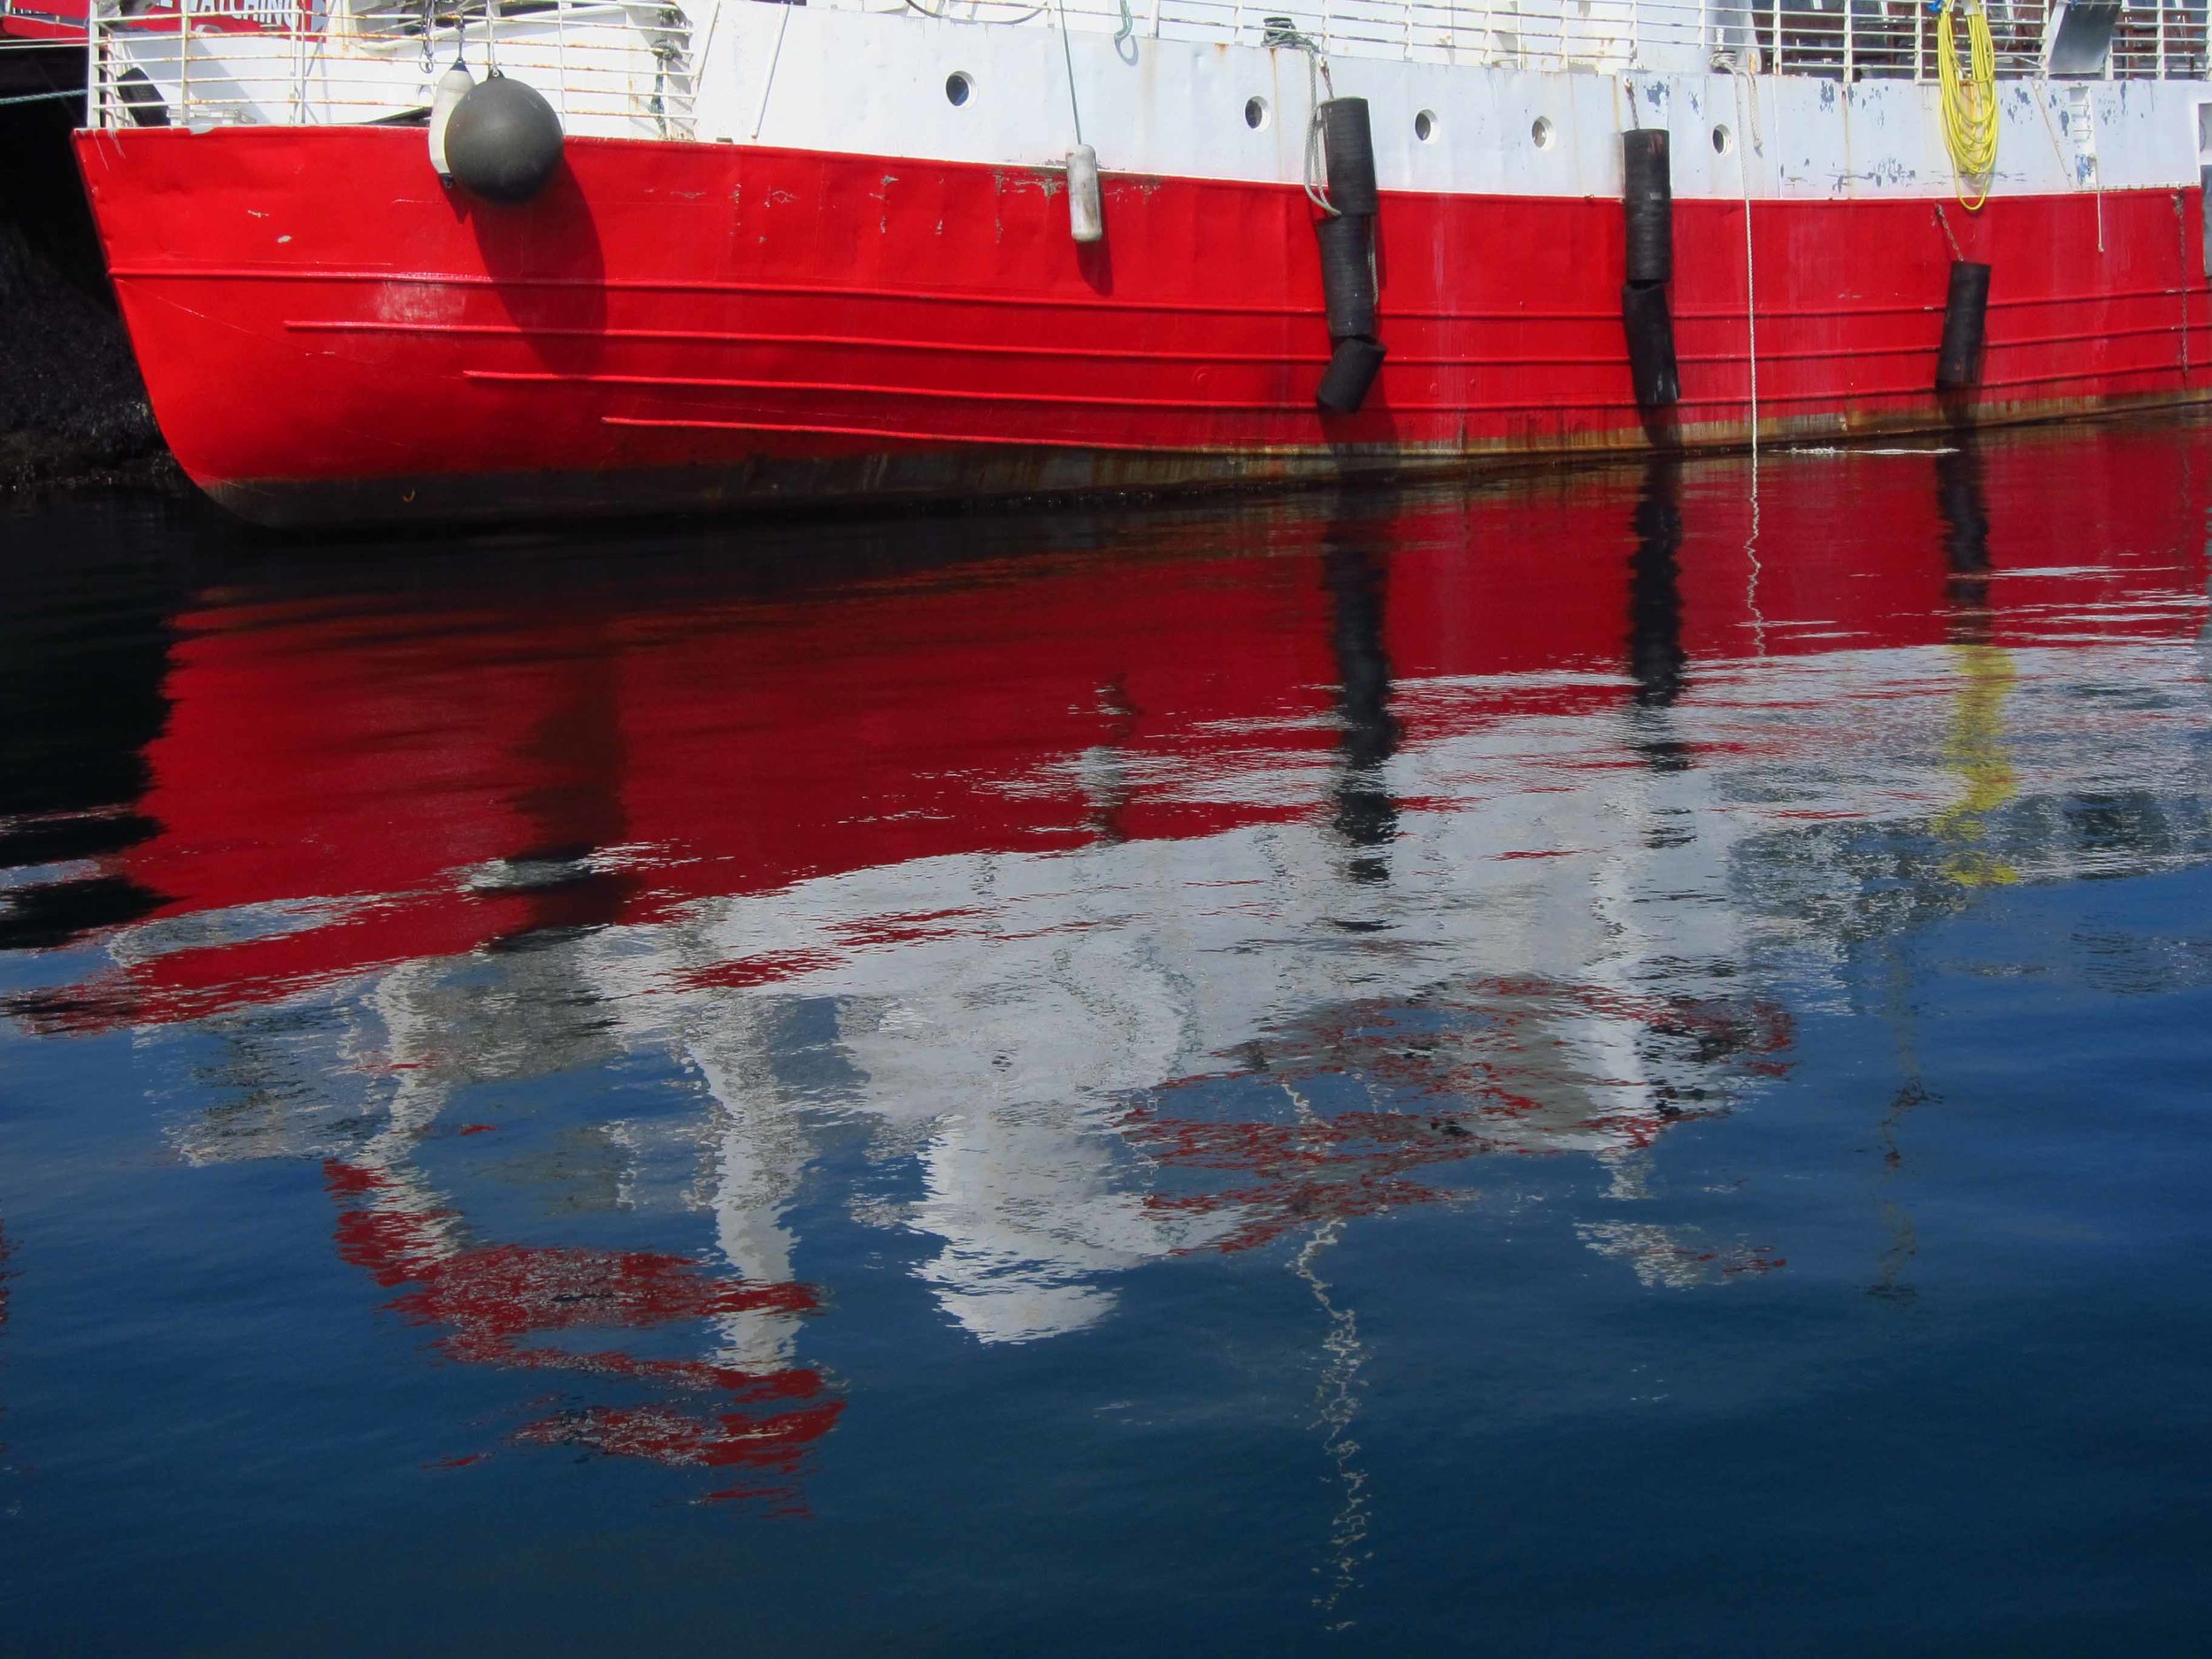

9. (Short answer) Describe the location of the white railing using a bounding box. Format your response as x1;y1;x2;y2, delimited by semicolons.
875;0;2207;76
1726;0;2204;80
897;0;1683;68
81;0;2210;140
88;0;695;131
2111;0;2208;73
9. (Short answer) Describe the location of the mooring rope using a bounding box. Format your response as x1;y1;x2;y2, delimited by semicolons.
1732;67;1759;472
903;0;1049;23
749;0;790;139
1294;34;1336;216
1055;0;1084;145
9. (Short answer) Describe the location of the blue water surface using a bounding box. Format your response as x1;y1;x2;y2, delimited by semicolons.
3;426;2210;1654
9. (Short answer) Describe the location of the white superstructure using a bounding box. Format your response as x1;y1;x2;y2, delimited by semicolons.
86;0;2212;205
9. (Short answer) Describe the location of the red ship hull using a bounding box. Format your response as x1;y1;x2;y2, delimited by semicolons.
73;124;2212;524
0;1;85;42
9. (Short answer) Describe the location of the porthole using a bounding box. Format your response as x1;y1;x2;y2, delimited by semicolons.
1712;122;1734;155
1414;109;1438;142
946;72;973;107
1532;115;1556;150
1244;96;1271;131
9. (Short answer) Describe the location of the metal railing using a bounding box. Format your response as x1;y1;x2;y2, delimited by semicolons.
901;0;1676;67
2112;0;2208;73
1727;0;2206;80
88;0;695;131
868;0;2209;76
80;0;2212;141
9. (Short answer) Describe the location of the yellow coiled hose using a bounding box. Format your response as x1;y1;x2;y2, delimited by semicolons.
1938;0;2000;211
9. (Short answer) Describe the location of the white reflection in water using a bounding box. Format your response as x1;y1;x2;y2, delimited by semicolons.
125;625;2212;1360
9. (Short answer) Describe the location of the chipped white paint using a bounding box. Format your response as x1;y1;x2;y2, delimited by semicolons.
93;0;2212;201
707;3;2212;199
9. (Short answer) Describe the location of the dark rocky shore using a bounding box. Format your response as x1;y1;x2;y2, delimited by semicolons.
0;65;178;493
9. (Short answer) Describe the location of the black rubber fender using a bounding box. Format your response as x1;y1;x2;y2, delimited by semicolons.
1320;98;1379;217
1622;281;1680;410
1317;335;1386;415
1316;212;1378;341
1623;127;1672;286
445;73;565;204
1935;260;1992;392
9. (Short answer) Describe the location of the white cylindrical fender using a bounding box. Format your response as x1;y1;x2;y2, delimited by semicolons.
427;61;474;182
1067;145;1103;245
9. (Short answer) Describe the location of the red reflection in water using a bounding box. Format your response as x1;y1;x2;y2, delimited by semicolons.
1129;983;1793;1254
674;949;844;993
14;434;2204;1035
324;1163;842;1499
1130;1108;1486;1256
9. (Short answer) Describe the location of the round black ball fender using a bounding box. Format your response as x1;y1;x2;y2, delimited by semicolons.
444;73;564;204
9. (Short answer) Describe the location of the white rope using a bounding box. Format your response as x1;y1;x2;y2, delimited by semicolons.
2087;92;2104;255
904;0;1048;21
2177;189;2193;385
1297;36;1336;215
1733;67;1759;475
1055;0;1083;145
749;0;790;140
1729;69;1764;646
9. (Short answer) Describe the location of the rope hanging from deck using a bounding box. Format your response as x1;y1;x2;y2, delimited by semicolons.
1937;0;2000;211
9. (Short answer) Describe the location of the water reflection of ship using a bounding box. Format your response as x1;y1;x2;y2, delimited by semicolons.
0;503;180;950
1627;454;1693;772
1866;436;2000;1306
353;967;841;1488
26;441;2212;1033
1323;510;1401;886
9;435;2212;1493
178;958;844;1496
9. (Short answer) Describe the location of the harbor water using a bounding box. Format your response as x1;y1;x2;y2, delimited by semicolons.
3;421;2210;1653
